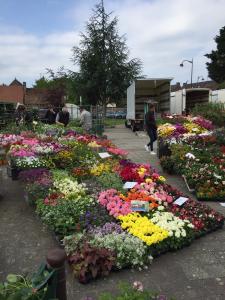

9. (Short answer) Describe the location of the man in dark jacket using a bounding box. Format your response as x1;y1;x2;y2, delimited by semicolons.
56;105;70;127
145;103;157;154
45;105;56;124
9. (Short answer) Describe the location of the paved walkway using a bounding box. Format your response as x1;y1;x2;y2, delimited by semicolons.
0;126;225;300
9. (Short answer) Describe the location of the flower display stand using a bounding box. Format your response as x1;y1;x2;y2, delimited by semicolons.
157;139;171;159
182;175;195;193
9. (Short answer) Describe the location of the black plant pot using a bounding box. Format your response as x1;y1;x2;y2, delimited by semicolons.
158;140;171;159
7;166;21;180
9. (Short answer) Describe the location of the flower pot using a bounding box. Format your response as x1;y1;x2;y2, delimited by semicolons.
7;165;21;180
158;140;171;159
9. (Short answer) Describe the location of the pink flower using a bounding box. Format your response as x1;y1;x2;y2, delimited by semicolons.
133;281;143;292
23;139;39;146
166;196;173;203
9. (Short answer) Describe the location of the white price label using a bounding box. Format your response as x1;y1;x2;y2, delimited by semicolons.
98;152;111;159
123;182;138;189
174;197;189;206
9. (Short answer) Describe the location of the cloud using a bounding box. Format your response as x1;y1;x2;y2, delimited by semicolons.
0;29;80;86
110;0;225;84
0;0;225;86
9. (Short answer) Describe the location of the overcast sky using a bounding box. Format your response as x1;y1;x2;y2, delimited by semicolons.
0;0;225;87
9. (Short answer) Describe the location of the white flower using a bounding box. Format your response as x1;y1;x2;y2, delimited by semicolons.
185;152;196;159
175;231;180;238
214;173;222;180
157;206;165;211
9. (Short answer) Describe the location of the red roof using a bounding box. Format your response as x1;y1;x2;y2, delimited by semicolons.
0;85;24;103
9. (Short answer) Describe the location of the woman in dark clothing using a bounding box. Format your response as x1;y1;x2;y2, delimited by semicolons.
45;105;56;124
15;104;26;126
144;103;157;154
56;105;70;127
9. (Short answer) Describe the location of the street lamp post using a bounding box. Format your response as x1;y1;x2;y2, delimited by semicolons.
180;58;193;88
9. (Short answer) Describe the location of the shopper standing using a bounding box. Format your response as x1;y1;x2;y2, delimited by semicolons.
144;103;157;154
79;106;92;133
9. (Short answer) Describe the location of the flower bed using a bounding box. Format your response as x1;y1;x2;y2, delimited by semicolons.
158;115;225;201
0;123;224;283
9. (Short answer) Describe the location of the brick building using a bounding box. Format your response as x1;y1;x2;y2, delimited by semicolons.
0;79;25;104
0;79;64;107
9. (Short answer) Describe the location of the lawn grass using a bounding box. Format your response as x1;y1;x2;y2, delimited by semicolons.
104;118;125;127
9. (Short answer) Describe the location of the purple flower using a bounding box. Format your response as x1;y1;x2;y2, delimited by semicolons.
88;222;123;236
19;168;51;183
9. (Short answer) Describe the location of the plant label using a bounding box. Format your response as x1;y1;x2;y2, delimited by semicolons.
123;182;138;189
131;200;149;212
98;152;111;159
220;203;225;207
174;197;189;206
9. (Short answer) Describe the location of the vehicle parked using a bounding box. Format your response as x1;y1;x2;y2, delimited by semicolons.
114;111;126;119
106;111;116;118
126;78;172;131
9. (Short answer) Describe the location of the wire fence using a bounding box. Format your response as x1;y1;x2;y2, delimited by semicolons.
0;103;126;132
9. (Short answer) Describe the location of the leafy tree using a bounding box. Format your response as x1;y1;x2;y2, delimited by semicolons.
33;76;51;89
72;0;142;107
33;68;80;106
205;26;225;83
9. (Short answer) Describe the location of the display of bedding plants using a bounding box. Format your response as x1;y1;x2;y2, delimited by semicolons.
0;122;224;284
158;115;225;201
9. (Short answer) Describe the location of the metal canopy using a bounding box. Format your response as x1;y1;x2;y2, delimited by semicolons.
134;78;173;90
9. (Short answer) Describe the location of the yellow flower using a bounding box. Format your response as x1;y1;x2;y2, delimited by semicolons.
145;178;153;183
88;141;101;148
158;176;166;182
183;122;207;134
90;162;110;176
157;123;175;137
118;213;169;246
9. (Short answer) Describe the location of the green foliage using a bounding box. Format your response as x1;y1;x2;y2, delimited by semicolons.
169;144;191;174
218;80;225;89
98;282;164;300
104;118;125;127
160;156;175;174
205;26;225;83
71;1;142;106
96;172;124;191
36;196;95;237
90;232;150;269
33;67;82;105
191;102;225;127
0;274;47;300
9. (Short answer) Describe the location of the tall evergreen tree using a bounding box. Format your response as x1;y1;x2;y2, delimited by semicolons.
205;26;225;83
71;0;142;107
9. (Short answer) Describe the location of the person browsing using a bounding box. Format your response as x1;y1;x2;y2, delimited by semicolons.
56;105;70;127
144;103;157;155
45;105;56;124
79;106;92;133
